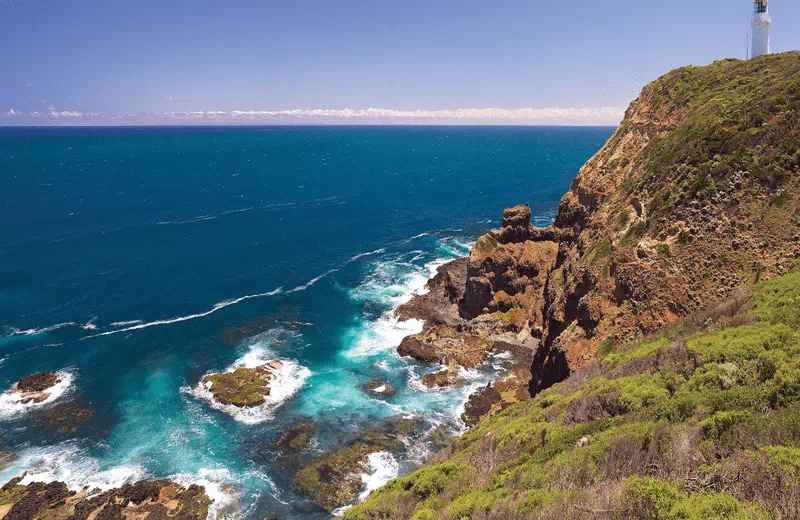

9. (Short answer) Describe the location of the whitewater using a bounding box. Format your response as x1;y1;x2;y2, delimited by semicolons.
0;125;612;519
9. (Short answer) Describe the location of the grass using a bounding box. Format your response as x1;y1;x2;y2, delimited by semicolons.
346;271;800;519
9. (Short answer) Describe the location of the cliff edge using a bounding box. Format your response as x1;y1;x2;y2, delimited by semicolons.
348;52;800;518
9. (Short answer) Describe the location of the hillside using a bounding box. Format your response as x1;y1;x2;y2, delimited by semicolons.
346;53;800;519
347;271;800;519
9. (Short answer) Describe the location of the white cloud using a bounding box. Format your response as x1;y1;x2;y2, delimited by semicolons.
47;105;57;111
2;106;626;126
226;106;625;122
49;110;83;118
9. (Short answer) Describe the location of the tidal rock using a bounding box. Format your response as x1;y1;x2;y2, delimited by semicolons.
201;360;283;407
17;372;59;393
294;431;401;512
0;477;211;520
276;421;316;454
384;416;419;437
43;406;95;434
362;379;396;397
421;368;461;388
14;372;62;404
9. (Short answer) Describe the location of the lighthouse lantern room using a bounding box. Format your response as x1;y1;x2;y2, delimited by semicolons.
751;0;772;58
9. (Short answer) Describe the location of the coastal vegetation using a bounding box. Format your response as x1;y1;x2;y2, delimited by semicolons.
346;270;800;519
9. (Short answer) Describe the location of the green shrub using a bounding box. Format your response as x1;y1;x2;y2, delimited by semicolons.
668;491;765;520
623;476;682;519
448;489;504;520
750;272;800;325
518;489;566;513
700;410;753;439
761;445;800;481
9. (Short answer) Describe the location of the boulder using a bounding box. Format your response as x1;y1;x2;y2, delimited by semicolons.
362;379;396;397
397;336;440;364
421;369;461;389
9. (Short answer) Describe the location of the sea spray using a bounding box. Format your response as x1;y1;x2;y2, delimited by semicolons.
0;369;75;419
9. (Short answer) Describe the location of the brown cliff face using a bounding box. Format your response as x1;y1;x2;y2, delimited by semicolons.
397;53;800;422
457;53;800;399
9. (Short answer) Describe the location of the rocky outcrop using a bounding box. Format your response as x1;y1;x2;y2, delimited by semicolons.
14;372;61;404
362;379;396;397
0;478;211;520
201;360;283;407
294;430;402;512
394;204;558;423
421;368;461;389
398;53;800;414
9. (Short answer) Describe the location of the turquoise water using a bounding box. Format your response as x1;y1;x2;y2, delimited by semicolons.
0;126;612;518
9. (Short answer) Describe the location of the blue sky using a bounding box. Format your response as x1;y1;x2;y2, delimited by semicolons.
1;0;798;125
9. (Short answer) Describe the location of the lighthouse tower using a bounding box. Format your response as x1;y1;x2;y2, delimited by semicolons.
751;0;772;58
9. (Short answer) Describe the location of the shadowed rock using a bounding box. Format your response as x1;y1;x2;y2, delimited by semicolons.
17;373;59;393
43;406;95;434
276;422;316;454
0;477;211;520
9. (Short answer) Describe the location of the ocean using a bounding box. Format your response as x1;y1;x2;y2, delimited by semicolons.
0;126;612;519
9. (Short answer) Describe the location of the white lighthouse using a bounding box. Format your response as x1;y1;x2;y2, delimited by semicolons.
751;0;772;58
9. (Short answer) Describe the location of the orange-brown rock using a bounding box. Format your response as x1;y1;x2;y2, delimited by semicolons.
400;54;800;419
421;368;461;388
0;477;211;520
14;372;62;404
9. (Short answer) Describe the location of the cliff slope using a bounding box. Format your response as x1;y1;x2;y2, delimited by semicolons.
351;53;800;518
527;52;800;390
347;258;800;519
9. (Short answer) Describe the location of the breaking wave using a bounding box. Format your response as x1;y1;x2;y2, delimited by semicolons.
0;369;75;419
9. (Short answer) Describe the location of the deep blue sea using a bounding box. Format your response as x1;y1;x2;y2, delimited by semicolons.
0;126;611;519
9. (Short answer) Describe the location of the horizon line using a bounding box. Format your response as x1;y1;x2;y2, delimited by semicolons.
2;106;627;127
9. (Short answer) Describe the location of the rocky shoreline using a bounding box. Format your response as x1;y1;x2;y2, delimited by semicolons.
0;477;211;520
394;203;554;425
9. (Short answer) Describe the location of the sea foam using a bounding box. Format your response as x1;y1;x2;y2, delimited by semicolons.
0;369;74;419
2;443;146;492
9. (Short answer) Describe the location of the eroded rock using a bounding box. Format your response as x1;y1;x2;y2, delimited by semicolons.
14;372;61;404
0;477;211;520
